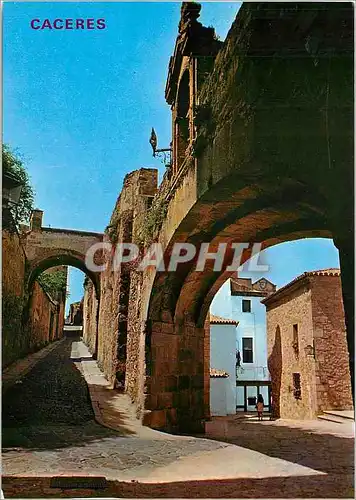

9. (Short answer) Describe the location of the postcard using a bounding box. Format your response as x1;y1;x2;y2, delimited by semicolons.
2;1;354;498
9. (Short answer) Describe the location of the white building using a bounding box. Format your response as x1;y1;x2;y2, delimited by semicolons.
210;275;276;413
210;314;239;416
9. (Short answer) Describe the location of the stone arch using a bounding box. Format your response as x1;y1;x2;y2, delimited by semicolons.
26;249;100;299
24;249;101;356
142;177;335;431
123;2;353;432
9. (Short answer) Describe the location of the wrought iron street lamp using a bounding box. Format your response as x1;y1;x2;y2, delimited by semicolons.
149;127;172;167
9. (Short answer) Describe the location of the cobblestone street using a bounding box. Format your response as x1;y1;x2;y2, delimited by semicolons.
2;338;354;498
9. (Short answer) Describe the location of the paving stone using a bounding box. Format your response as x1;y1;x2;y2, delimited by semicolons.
2;338;354;498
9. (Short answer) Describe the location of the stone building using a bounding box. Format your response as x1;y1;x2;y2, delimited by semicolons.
67;300;83;326
262;269;353;420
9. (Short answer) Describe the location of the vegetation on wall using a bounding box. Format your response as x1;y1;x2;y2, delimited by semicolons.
105;210;120;244
2;293;24;336
139;195;169;246
2;144;35;228
37;270;68;299
83;275;90;289
2;293;30;367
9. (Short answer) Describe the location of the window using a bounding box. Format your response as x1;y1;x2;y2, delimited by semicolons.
292;324;299;357
292;372;302;400
242;299;251;313
242;338;253;363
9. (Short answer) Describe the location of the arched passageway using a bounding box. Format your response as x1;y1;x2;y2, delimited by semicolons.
207;237;351;422
25;254;101;358
141;194;350;432
26;252;100;299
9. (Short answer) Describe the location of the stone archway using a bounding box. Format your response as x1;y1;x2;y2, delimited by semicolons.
25;252;101;358
26;251;100;299
134;1;353;433
141;209;332;432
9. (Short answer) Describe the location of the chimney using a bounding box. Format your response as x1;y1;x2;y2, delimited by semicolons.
30;209;43;231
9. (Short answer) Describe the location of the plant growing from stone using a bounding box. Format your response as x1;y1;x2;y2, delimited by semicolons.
37;270;68;300
139;194;169;246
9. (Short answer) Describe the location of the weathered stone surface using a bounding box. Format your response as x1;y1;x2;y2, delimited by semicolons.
23;212;103;296
81;2;353;433
264;272;353;419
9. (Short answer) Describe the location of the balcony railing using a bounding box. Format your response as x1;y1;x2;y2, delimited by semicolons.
236;365;270;380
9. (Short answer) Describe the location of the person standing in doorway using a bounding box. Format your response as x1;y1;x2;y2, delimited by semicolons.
256;394;264;421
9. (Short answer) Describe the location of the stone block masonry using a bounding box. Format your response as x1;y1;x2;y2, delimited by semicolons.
83;169;158;393
263;270;353;420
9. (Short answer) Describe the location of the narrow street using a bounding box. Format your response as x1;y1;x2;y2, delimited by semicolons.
2;338;227;479
2;338;354;498
2;338;115;449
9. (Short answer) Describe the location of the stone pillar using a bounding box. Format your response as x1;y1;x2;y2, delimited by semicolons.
335;236;354;400
30;209;43;231
143;315;205;433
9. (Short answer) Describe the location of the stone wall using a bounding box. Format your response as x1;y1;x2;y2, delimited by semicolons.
2;229;66;367
309;275;353;412
265;273;353;419
83;169;158;392
266;284;317;419
28;281;63;347
2;230;28;366
143;317;206;432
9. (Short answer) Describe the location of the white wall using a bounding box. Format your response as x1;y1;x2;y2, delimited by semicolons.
210;323;237;415
233;295;270;382
210;378;228;416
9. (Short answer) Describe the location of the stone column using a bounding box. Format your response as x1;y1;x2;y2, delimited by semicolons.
144;315;205;433
204;316;211;420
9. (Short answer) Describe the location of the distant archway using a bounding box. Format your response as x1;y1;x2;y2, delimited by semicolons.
26;251;100;299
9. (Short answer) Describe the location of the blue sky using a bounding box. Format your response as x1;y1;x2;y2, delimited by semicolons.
3;1;339;310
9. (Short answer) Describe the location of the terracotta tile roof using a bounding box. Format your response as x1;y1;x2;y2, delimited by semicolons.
210;368;229;378
304;268;340;276
230;277;276;297
210;314;239;326
262;268;341;305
